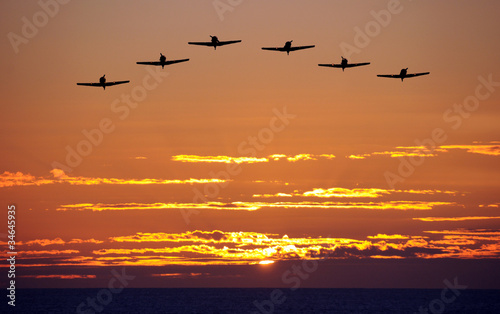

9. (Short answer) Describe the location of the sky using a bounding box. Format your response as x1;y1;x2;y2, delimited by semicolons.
1;0;500;290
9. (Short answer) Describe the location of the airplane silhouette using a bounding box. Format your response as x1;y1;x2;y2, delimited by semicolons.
77;75;129;90
136;53;189;69
318;56;370;71
377;68;430;82
188;35;241;50
261;40;315;55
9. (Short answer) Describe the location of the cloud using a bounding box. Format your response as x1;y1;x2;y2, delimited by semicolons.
12;229;500;268
151;273;208;278
424;229;500;236
367;234;410;240
479;204;500;208
21;250;80;256
171;154;335;164
21;238;103;246
254;188;457;199
0;170;227;187
56;200;457;212
20;275;96;279
414;216;500;222
172;155;268;164
348;143;500;159
25;238;66;246
439;144;500;156
0;171;53;187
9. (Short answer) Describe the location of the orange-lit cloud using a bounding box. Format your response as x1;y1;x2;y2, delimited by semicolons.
348;143;500;159
25;238;66;246
367;234;410;240
172;154;335;164
56;200;457;212
171;155;268;164
8;228;500;268
414;216;500;222
438;144;500;156
57;202;262;212
24;238;103;246
348;150;436;159
21;275;96;279
87;229;500;264
21;250;80;256
0;170;227;187
302;188;390;198
152;273;208;277
253;188;457;198
424;229;500;236
253;188;390;198
0;171;53;187
479;203;500;208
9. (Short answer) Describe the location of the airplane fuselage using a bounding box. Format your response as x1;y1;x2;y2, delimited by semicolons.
399;68;408;81
211;36;220;49
341;58;348;71
99;75;106;89
284;41;292;54
160;54;167;68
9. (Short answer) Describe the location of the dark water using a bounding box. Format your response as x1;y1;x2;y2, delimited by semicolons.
4;288;500;313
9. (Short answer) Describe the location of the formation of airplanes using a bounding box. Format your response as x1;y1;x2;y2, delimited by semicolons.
77;35;430;89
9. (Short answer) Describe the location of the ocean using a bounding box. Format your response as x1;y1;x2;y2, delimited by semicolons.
5;288;500;313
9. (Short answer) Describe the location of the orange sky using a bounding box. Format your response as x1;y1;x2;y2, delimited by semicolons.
1;1;500;289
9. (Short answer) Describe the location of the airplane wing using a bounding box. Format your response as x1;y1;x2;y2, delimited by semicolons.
288;45;315;51
377;74;402;78
77;82;102;87
188;42;214;46
344;62;370;68
319;62;370;68
216;40;241;46
405;72;430;78
261;47;285;51
104;81;130;86
136;59;189;66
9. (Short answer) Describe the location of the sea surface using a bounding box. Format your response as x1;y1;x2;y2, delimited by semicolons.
5;288;500;313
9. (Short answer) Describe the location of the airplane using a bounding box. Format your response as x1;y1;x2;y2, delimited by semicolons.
136;53;189;69
377;68;430;82
261;40;315;55
318;56;370;71
188;35;241;50
76;75;129;90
